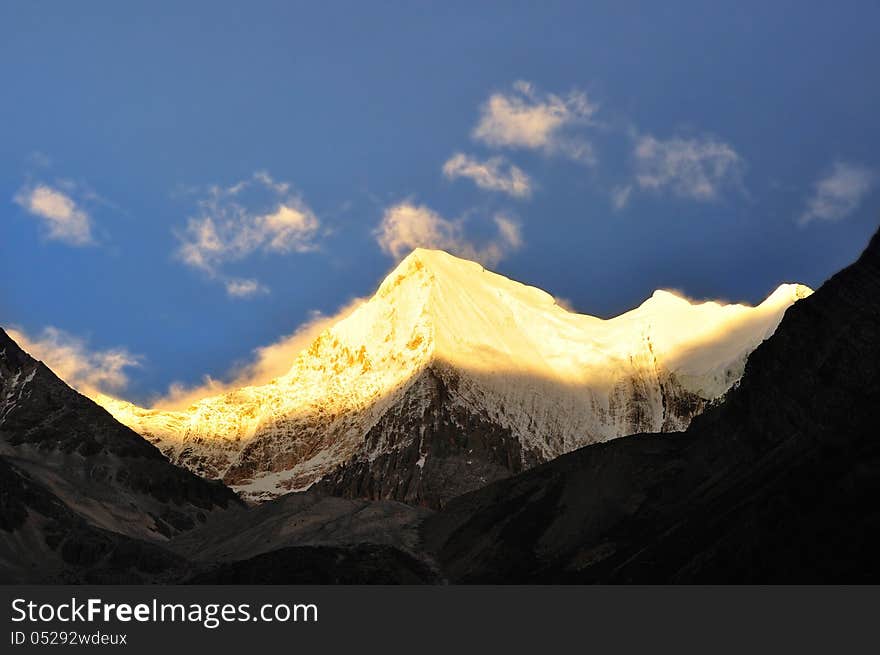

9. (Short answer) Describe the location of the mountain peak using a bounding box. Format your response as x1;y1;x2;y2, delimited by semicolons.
92;250;813;503
407;247;483;266
383;248;486;288
646;289;692;307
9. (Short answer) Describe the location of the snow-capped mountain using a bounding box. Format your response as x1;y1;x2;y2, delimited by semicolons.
96;249;812;506
422;227;880;583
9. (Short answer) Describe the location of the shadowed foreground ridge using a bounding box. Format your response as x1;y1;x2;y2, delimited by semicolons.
0;328;239;522
0;328;243;581
423;227;880;583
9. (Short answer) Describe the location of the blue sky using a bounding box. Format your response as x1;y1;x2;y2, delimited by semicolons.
2;1;879;404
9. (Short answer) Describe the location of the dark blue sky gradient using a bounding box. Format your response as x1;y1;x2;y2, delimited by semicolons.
2;1;878;402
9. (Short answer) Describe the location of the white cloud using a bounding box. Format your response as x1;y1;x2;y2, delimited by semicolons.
259;204;320;252
152;296;366;409
375;202;522;267
472;80;597;162
174;171;321;297
634;134;745;201
13;184;94;245
224;278;268;298
799;161;876;225
611;184;633;211
7;326;140;396
442;153;532;198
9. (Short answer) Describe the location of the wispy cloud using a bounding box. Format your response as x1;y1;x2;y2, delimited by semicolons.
224;278;268;298
799;161;876;225
610;184;633;211
442;153;532;198
13;184;94;245
634;134;745;201
152;297;366;409
174;171;321;297
472;80;597;163
7;326;140;396
375;202;522;267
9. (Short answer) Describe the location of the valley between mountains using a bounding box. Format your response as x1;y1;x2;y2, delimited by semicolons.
2;229;878;583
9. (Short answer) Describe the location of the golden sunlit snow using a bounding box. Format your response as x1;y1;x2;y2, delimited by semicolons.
93;249;812;499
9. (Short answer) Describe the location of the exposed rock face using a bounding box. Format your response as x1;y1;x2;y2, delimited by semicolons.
0;455;189;583
0;328;240;549
315;368;532;508
422;228;880;582
95;250;810;507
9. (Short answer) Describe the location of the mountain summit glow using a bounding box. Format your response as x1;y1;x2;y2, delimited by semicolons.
96;249;812;503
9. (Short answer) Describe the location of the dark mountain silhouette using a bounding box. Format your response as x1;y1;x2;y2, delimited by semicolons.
422;226;880;582
0;327;242;539
0;328;242;581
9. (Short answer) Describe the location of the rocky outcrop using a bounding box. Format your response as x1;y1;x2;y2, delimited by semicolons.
315;368;532;508
317;363;709;509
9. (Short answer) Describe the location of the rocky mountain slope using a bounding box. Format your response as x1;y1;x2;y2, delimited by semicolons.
0;455;190;583
422;227;880;582
169;489;430;565
0;332;434;582
174;490;437;584
97;249;811;507
0;328;240;553
0;329;432;582
0;451;433;583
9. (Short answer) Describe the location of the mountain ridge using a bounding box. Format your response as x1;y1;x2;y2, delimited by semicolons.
421;227;880;581
0;326;244;582
0;328;241;535
92;248;811;506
